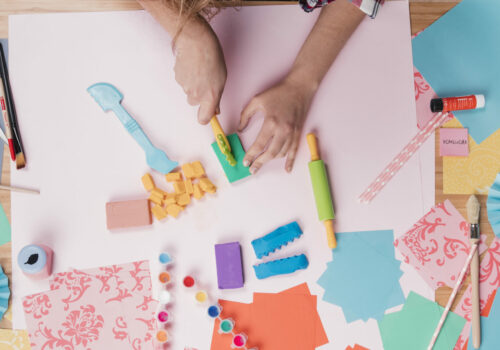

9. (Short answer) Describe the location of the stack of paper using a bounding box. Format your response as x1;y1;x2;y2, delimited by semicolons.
378;292;466;350
210;283;328;350
22;261;158;349
412;0;500;194
317;230;405;322
395;200;500;348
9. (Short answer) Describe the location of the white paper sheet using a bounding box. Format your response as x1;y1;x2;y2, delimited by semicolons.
9;2;434;348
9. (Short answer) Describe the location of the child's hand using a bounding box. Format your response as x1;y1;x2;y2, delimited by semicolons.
239;76;316;174
175;20;227;125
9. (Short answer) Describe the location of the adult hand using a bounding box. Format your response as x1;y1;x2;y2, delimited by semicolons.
239;75;316;174
174;19;227;124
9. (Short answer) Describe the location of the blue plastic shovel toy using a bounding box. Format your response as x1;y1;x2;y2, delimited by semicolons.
87;83;178;174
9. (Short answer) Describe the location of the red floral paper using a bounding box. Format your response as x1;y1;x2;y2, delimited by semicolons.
23;261;157;350
452;238;500;350
394;200;486;290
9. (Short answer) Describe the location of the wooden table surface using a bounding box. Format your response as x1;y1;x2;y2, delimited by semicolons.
1;0;490;331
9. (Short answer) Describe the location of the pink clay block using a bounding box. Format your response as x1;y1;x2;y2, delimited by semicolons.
106;199;152;230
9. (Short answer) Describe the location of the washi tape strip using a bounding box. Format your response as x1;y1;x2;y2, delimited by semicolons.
359;112;451;203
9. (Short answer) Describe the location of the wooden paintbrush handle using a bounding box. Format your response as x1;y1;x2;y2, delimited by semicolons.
470;238;481;349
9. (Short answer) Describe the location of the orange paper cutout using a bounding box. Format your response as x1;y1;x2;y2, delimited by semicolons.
210;283;328;350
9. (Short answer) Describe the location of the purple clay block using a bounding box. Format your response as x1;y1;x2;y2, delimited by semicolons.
215;242;244;289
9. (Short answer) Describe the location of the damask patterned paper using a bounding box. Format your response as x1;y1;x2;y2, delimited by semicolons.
23;261;157;350
453;238;500;350
394;200;488;290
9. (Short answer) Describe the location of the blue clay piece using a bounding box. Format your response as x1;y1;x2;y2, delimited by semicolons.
251;221;303;259
253;254;309;280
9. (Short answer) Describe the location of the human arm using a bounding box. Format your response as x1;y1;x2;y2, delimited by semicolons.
240;0;365;173
137;0;227;124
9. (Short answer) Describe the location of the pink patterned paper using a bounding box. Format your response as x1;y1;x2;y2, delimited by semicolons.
394;200;487;290
452;237;500;349
24;261;158;350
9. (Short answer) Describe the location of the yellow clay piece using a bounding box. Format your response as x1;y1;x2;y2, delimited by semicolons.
164;196;177;205
185;179;194;195
176;193;191;206
151;188;166;198
166;204;183;218
149;192;163;205
191;161;205;178
174;181;186;194
151;205;168;221
141;173;155;191
182;163;195;178
199;178;216;194
165;172;182;182
193;183;204;200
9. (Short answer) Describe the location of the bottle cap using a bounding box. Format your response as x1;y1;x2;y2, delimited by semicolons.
475;94;486;108
208;304;222;318
183;276;195;288
232;333;247;348
219;318;235;334
430;98;443;113
158;272;171;284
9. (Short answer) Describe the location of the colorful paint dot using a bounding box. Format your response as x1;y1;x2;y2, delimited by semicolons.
159;290;171;304
195;290;208;303
156;330;168;343
183;276;195;288
219;319;234;333
159;252;172;264
208;305;221;318
157;310;169;323
233;334;247;347
159;272;171;284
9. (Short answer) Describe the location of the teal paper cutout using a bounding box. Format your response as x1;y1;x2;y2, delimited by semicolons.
379;292;466;350
317;230;404;322
412;0;500;144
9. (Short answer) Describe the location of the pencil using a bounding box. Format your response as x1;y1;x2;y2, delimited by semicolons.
0;43;25;169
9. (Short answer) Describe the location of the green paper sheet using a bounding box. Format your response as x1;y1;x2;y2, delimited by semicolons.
211;133;251;183
0;203;10;246
378;292;466;350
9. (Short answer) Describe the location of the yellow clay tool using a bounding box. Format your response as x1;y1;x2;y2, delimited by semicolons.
210;115;236;167
307;133;337;249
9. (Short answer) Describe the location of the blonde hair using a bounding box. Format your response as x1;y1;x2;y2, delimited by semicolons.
165;0;239;43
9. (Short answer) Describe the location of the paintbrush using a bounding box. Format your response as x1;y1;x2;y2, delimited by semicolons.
467;195;481;349
0;43;25;169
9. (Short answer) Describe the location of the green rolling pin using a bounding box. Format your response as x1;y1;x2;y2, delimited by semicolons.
307;133;337;249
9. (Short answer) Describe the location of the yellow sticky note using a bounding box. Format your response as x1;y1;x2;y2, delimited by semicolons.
192;161;206;178
151;205;168;221
443;118;500;194
0;329;31;349
141;173;155;191
166;172;182;182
